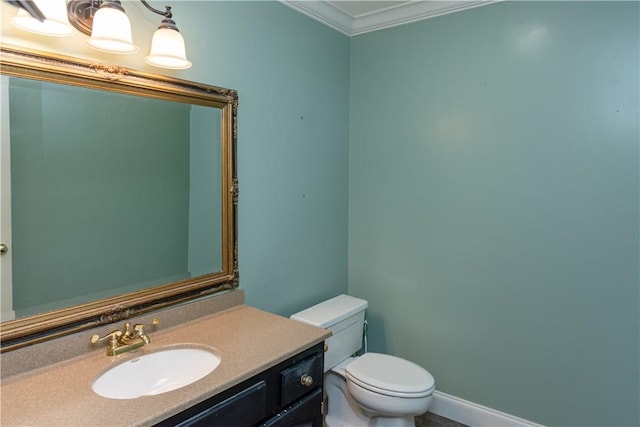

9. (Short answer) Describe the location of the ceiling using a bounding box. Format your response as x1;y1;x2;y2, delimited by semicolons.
281;1;498;36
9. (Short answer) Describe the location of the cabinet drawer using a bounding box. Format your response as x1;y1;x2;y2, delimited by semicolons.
260;387;323;427
280;352;323;406
175;380;267;427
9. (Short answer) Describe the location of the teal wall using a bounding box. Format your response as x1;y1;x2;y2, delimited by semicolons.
349;2;639;426
186;3;351;314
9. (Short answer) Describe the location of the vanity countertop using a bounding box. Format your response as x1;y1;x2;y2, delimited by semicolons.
0;304;330;426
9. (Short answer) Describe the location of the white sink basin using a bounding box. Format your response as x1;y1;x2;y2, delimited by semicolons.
92;347;221;399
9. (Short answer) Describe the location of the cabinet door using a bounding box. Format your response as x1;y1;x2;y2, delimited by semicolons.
260;388;323;427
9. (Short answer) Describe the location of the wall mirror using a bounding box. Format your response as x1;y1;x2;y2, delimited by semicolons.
0;45;238;351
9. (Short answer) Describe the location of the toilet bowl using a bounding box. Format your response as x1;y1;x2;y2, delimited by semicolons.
290;294;436;427
324;355;434;427
346;353;434;419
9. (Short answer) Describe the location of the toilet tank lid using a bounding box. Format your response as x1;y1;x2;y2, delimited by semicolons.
290;294;368;328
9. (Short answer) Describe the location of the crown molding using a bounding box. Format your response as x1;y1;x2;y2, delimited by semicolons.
282;1;354;35
281;1;499;36
349;1;498;35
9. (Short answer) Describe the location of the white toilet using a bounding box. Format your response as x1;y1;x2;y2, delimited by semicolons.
291;294;435;427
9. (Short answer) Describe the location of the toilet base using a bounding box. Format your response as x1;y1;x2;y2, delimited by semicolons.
325;370;420;427
326;414;415;427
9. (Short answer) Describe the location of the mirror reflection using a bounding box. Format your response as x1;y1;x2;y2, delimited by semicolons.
1;76;222;321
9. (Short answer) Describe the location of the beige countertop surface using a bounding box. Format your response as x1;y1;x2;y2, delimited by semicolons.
0;304;330;426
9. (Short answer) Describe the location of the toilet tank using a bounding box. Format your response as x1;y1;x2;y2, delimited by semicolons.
291;294;368;371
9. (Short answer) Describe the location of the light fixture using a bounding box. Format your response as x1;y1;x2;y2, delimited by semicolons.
8;0;191;69
10;0;74;37
144;14;191;69
84;0;137;54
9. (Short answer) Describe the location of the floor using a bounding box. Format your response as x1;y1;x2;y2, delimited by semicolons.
415;412;468;427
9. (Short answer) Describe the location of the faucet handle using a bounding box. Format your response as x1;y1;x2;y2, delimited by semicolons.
133;317;160;332
91;330;123;354
133;318;160;343
91;330;123;344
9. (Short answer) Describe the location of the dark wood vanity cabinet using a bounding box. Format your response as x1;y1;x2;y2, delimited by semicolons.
156;342;325;427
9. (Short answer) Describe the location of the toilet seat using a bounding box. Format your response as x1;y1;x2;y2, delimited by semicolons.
345;353;435;398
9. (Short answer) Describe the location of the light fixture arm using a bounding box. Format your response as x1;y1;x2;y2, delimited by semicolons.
5;0;46;22
139;1;180;32
140;0;172;19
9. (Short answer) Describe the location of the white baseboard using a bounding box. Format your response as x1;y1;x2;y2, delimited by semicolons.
430;390;545;427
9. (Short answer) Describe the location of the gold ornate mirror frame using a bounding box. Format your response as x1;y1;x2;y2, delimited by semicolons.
0;45;238;351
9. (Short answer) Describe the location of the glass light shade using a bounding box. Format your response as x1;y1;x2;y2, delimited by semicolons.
11;0;74;37
87;6;137;53
145;28;192;69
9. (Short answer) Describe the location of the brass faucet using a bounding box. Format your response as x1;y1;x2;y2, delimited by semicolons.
91;318;160;356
